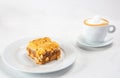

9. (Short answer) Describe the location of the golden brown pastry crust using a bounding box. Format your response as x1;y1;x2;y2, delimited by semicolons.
26;37;61;64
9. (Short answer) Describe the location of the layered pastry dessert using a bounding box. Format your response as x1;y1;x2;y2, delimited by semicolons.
26;37;61;64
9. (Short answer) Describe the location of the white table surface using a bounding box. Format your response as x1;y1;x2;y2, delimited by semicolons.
0;0;120;78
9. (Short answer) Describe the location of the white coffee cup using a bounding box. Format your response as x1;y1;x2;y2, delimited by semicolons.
82;16;116;44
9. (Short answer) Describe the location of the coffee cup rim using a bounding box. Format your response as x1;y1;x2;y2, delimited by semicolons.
84;18;109;26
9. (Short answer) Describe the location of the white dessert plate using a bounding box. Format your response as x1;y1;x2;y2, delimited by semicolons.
2;37;76;73
77;36;113;48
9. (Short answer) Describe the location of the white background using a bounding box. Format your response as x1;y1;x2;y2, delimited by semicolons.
0;0;120;78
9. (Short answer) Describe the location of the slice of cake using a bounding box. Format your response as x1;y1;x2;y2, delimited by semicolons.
26;37;61;64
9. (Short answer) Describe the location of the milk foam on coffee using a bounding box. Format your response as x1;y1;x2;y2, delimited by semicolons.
84;16;109;26
87;16;104;24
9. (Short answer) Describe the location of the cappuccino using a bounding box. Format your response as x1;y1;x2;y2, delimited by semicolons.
82;16;116;44
84;16;109;26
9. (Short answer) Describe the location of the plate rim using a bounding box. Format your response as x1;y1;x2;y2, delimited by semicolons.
2;37;77;73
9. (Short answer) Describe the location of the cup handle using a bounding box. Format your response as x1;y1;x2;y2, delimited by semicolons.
108;25;116;33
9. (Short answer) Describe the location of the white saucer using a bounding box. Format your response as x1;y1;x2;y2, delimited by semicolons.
77;36;113;48
2;37;76;73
